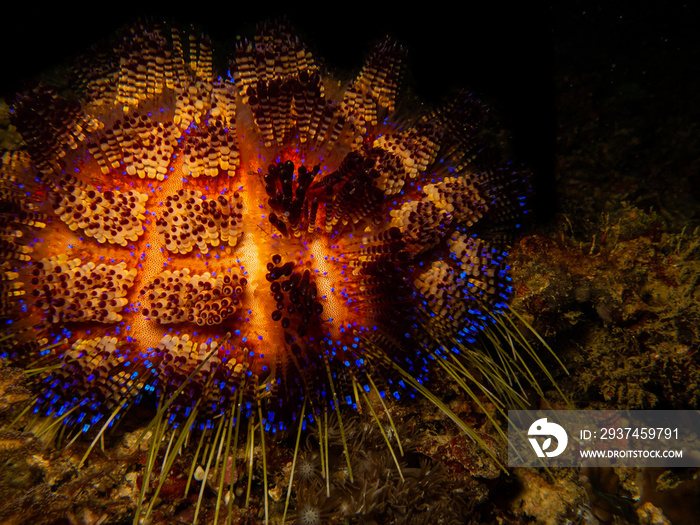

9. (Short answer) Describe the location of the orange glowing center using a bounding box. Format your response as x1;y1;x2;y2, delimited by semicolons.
28;122;355;379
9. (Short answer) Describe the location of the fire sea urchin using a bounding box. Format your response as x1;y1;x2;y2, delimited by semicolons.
0;20;553;523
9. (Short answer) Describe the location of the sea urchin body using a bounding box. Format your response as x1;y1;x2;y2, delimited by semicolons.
1;20;536;523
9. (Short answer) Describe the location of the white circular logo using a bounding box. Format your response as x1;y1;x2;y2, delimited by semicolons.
527;417;568;457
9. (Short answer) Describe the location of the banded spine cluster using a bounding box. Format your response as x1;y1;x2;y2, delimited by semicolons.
87;100;240;181
389;175;487;252
87;113;181;180
156;189;245;254
341;37;405;131
142;269;246;326
415;232;511;343
11;86;102;174
233;23;403;150
180;114;240;177
149;334;257;428
0;152;44;319
116;25;213;108
371;129;439;194
35;336;145;421
88;25;240;179
51;175;148;245
30;256;136;323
